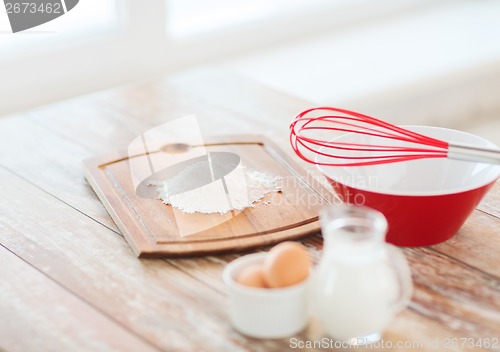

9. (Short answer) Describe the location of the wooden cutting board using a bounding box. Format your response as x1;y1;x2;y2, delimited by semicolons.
83;135;335;257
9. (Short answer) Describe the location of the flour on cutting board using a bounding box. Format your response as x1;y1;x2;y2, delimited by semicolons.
150;160;281;214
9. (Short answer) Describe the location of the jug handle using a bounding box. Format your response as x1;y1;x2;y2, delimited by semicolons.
387;245;413;313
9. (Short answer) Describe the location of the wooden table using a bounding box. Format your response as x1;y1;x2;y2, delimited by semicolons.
0;69;499;352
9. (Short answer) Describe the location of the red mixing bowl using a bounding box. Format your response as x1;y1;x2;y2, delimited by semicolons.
317;126;500;246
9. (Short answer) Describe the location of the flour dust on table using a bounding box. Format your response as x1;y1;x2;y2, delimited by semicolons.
150;158;281;214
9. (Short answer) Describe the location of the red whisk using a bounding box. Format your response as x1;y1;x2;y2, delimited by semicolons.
290;107;500;167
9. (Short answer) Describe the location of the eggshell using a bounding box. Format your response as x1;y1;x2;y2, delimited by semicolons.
263;242;311;288
236;264;268;288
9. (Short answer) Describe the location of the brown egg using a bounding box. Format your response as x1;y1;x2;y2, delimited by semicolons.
236;264;268;288
263;242;311;288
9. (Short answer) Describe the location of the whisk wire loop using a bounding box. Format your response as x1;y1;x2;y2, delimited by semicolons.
290;107;451;167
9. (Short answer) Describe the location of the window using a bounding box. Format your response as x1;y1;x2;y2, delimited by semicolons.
167;0;329;38
0;0;117;53
0;0;433;116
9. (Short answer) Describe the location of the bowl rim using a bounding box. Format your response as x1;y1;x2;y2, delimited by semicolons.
316;125;500;196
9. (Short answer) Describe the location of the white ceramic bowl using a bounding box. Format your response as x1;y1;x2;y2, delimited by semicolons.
223;253;310;338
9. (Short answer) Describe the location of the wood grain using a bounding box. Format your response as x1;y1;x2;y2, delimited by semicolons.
405;247;500;338
0;68;499;351
477;180;500;219
303;236;500;347
434;199;500;279
0;166;287;352
0;245;159;352
83;135;334;257
0;117;117;231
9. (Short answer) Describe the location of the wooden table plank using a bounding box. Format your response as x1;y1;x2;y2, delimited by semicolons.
0;68;499;351
19;69;500;273
477;181;500;219
0;117;117;231
405;247;500;338
434;195;500;279
0;245;159;352
0;166;285;351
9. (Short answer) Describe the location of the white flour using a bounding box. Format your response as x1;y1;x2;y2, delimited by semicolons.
150;161;281;214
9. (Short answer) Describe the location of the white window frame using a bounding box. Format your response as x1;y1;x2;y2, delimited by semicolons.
0;0;444;116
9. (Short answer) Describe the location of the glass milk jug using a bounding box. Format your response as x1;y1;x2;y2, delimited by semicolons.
313;205;413;344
